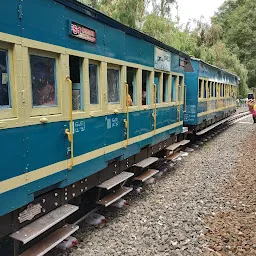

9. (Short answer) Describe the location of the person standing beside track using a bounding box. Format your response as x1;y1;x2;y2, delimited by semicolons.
248;99;256;123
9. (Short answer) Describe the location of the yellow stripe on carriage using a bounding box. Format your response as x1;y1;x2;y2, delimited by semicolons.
0;121;182;194
198;105;236;117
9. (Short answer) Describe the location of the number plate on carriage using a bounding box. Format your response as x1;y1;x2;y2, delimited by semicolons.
18;203;42;223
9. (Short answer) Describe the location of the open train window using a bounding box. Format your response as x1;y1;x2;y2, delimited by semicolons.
163;73;169;103
171;75;177;102
154;72;161;103
207;82;211;98
127;67;137;105
178;76;183;102
0;50;10;108
142;70;150;105
203;80;207;98
221;83;224;97
215;83;218;97
211;82;215;97
107;66;120;103
30;55;57;107
198;79;202;98
89;62;99;105
69;55;83;111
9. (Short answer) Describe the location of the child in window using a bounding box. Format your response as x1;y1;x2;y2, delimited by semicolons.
248;99;256;123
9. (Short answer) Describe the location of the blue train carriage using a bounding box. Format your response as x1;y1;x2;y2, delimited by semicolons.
0;0;192;253
184;58;238;134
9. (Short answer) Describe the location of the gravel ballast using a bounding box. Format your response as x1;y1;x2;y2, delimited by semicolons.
53;113;255;256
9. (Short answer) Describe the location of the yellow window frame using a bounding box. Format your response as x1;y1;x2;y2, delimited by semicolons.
0;41;18;121
25;48;62;117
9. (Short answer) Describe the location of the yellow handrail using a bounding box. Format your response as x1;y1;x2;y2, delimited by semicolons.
124;83;129;148
65;76;74;170
153;84;157;134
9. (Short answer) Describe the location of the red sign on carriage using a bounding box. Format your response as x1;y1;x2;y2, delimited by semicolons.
70;21;96;43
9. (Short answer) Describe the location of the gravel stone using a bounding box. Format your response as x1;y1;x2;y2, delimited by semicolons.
46;110;255;256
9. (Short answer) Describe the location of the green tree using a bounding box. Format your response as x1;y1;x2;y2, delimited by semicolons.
213;0;256;88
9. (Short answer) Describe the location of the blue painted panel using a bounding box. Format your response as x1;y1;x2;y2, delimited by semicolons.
0;127;25;181
125;35;154;67
104;113;126;160
139;109;153;148
156;107;171;129
104;25;125;60
129;111;141;139
25;122;67;172
0;0;21;37
73;117;105;156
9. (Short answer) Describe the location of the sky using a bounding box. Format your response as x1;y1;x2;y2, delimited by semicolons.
174;0;225;25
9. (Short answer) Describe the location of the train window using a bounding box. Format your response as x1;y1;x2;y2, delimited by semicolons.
69;55;83;111
208;82;211;98
198;79;202;98
211;82;215;97
171;75;177;102
203;80;207;98
154;72;161;103
142;70;150;105
89;63;99;104
30;55;57;107
178;76;183;102
127;67;137;105
0;50;10;107
107;67;120;103
215;83;218;97
163;73;168;103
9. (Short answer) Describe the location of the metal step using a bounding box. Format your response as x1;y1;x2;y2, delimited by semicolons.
168;152;183;162
166;140;190;151
134;169;159;182
133;157;158;168
20;224;79;256
97;171;134;190
96;187;133;207
10;204;79;244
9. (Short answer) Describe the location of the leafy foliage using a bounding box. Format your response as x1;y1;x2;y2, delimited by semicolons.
213;0;256;90
76;0;249;97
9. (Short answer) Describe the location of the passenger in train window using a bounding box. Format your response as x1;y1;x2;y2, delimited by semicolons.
0;50;10;107
30;55;56;106
142;90;147;105
127;93;133;106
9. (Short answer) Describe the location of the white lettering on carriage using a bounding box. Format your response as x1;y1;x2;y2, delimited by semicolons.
73;120;85;133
